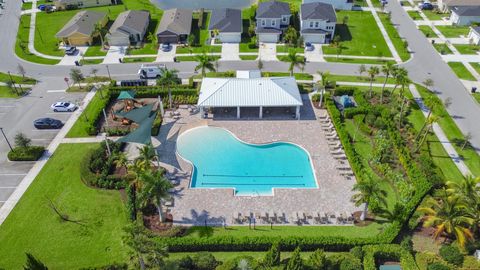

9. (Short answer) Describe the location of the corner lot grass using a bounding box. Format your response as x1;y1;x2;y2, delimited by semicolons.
422;10;447;21
418;25;437;38
436;25;470;38
0;144;128;269
84;45;107;57
66;89;109;137
16;15;60;65
322;11;391;57
447;62;476;81
0;72;36;84
453;44;480;55
324;57;396;65
407;11;422;20
378;13;410;61
433;43;452;54
0;86;20;98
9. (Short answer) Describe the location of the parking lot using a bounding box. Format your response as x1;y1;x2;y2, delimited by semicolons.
0;80;84;208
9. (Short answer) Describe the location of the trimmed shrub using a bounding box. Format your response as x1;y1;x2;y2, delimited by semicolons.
400;235;414;253
263;242;281;266
285;247;303;270
306;249;327;270
8;146;45;161
340;257;362;270
363;244;418;270
311;93;321;102
350;246;364;260
177;255;194;270
192;252;218;270
427;262;451;270
439;245;464;267
151;112;163;136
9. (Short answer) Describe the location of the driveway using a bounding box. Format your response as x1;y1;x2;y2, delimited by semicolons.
58;46;88;66
304;44;324;62
102;46;127;64
259;43;277;61
156;44;177;62
221;43;240;61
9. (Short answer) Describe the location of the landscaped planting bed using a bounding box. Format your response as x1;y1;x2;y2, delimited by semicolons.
433;43;452;55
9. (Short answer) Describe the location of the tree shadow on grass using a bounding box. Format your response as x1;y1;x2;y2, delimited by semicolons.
335;24;352;42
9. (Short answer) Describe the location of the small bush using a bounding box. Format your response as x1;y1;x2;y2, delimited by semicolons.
311;93;321;102
177;255;194;270
306;249;327;269
427;262;451;270
8;146;45;161
340;257;362;270
439;245;464;267
350;246;364;260
14;133;31;148
192;252;218;270
263;242;281;266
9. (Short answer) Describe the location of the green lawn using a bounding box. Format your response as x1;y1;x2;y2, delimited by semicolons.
239;43;259;53
0;144;129;269
21;2;32;10
262;72;313;80
433;43;452;55
407;11;422;20
128;43;158;55
66;89;109;137
436;25;470;38
0;86;20;98
176;55;221;62
84;45;107;57
378;13;410;62
277;55;305;63
324;57;396;65
239;55;258;60
470;62;480;75
415;85;480;177
122;57;156;63
328;74;396;84
0;72;36;84
277;45;304;53
418;25;437;38
322;11;392;57
447;62;476;81
16;15;60;65
474;93;480;104
80;59;103;65
176;45;222;54
453;44;480;55
422;10;447;21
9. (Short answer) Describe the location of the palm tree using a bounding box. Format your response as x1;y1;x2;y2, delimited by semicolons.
138;169;173;222
286;49;305;76
137;144;156;168
377;202;405;223
93;22;106;48
351;178;387;221
113;152;129;173
397;74;411;127
195;52;216;77
391;67;408;96
367;66;380;98
447;176;480;234
414;96;441;141
157;68;180;109
414;114;438;152
317;71;330;90
123;223;168;270
419;194;474;248
380;63;396;104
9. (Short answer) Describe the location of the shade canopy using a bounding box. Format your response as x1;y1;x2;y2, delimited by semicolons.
115;104;154;123
117;90;136;100
117;111;157;145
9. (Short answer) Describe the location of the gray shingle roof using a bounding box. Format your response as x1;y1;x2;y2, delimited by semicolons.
56;10;106;38
256;27;282;34
445;0;480;7
472;26;480;34
209;8;242;33
451;5;480;16
301;28;329;34
108;10;150;35
257;1;291;18
156;8;192;36
301;2;336;22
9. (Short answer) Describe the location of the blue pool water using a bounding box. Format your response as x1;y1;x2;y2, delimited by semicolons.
176;126;317;196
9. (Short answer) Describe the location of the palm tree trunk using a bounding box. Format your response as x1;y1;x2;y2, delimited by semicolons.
156;201;164;222
369;79;373;98
361;202;369;221
398;96;406;128
415;125;432;152
138;253;146;270
391;84;398;96
415;110;432;141
381;76;388;104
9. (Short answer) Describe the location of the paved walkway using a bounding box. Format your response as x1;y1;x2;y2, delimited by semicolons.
366;0;402;63
259;43;277;61
409;84;472;177
102;46;127;64
0;87;98;225
304;43;325;62
27;0;62;60
156;44;176;62
221;43;240;61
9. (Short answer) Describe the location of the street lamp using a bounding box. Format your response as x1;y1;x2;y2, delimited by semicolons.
7;71;19;95
106;65;111;80
0;127;14;152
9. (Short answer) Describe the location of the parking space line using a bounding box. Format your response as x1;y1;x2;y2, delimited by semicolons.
0;187;17;189
0;174;27;176
47;90;66;93
31;129;59;132
45;112;73;115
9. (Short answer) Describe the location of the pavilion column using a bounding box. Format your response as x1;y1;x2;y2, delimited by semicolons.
200;106;204;118
237;106;240;119
295;106;300;120
259;106;263;119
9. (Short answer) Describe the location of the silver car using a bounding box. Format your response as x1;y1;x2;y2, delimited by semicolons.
50;102;77;112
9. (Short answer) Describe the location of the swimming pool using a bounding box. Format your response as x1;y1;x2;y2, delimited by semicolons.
176;126;317;196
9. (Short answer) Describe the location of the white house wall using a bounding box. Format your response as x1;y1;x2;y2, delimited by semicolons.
468;29;480;45
451;14;480;26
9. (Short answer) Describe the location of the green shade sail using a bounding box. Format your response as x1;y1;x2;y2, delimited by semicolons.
114;104;154;123
117;111;157;145
116;90;136;100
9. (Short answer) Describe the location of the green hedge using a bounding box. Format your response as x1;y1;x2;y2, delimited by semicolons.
363;244;418;270
7;146;45;161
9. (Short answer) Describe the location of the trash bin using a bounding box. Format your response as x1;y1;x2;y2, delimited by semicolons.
472;87;477;93
431;40;435;45
74;60;80;66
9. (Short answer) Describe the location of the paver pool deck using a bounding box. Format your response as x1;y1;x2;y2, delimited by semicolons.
156;96;359;226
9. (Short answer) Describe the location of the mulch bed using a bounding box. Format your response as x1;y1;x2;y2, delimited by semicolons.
143;213;173;232
353;211;376;227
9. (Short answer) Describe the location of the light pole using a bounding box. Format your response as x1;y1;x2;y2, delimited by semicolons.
0;127;13;152
106;65;111;80
7;71;19;95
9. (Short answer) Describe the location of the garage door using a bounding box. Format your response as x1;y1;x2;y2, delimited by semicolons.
258;33;279;43
303;34;325;44
219;33;241;43
158;35;178;44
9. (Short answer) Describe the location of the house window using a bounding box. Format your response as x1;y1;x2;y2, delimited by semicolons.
78;1;83;6
309;22;314;27
315;22;319;28
96;0;99;4
282;16;287;22
271;20;275;26
262;20;266;26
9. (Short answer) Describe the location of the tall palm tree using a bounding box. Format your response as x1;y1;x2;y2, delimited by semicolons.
419;194;474;248
414;114;438;152
195;52;216;77
380;63;396;104
414;96;441;141
367;66;380;98
93;22;106;48
137;144;157;168
397;74;411;127
447;176;480;234
286;49;305;76
351;178;387;221
138;170;173;222
157;68;180;109
391;67;408;96
113;152;129;173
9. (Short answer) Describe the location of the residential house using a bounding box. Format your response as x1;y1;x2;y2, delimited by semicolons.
55;10;107;46
54;0;116;10
256;0;291;43
300;2;336;43
450;6;480;25
467;26;480;44
105;10;150;46
156;8;192;44
302;0;353;10
437;0;480;12
209;8;242;43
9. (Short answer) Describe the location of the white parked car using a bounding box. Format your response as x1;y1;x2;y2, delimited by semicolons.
137;64;166;79
51;102;77;112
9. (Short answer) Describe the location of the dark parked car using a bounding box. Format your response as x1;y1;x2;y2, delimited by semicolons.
65;46;77;55
305;42;314;51
34;118;63;129
160;43;172;52
419;2;434;10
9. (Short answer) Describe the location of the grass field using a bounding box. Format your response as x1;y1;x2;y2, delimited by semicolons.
122;57;156;63
378;13;410;62
0;144;129;269
407;11;422;20
433;43;452;55
0;72;36;84
418;25;437;38
16;15;60;65
84;45;108;57
328;74;396;84
422;10;447;21
0;86;20;98
447;62;476;81
453;44;480;55
470;62;480;75
80;59;103;65
66;89;109;137
436;25;470;38
324;57;396;65
322;11;391;57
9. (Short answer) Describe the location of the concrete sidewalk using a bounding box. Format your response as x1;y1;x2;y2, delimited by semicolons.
0;87;98;225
